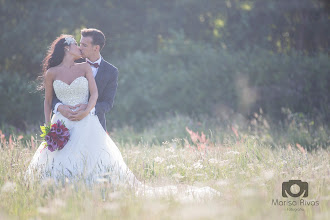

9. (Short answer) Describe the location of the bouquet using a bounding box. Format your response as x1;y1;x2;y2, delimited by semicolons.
40;120;70;152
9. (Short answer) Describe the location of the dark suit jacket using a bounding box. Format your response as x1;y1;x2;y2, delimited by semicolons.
52;58;118;131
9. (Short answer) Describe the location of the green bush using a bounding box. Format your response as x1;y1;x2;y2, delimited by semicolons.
0;73;43;130
109;32;330;128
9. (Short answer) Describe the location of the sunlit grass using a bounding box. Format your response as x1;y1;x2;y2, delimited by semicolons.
0;118;329;219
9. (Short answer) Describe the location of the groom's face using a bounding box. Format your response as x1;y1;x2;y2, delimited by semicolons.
79;36;97;59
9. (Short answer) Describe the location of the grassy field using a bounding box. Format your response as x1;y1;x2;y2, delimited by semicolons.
0;115;329;220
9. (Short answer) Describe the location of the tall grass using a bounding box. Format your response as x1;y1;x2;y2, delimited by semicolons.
0;115;329;219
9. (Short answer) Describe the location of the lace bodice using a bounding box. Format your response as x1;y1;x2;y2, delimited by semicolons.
53;76;89;106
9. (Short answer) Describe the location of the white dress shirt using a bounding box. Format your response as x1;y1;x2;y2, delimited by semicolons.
53;56;102;115
86;56;102;78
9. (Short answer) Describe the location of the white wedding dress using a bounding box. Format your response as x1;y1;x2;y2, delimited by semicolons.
26;76;219;200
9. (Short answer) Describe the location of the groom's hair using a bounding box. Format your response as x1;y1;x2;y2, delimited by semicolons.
81;28;106;51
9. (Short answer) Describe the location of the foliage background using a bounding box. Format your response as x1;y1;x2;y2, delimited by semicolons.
0;0;329;131
0;2;329;219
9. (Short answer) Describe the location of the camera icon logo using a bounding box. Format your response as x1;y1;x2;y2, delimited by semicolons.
282;180;308;198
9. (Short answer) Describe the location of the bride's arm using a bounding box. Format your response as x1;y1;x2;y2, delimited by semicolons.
83;64;98;114
44;70;54;124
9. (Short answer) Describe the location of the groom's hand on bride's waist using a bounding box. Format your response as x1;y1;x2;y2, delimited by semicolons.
57;105;78;119
73;104;88;113
69;110;88;121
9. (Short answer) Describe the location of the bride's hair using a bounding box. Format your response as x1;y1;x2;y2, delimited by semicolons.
42;34;74;73
38;34;74;90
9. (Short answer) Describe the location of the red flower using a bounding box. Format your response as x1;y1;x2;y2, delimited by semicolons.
41;120;70;152
49;131;57;138
58;140;64;147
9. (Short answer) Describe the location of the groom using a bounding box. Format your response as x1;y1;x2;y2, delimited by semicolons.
52;28;118;131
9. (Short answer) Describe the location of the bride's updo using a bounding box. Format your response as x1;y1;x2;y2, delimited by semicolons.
42;34;76;73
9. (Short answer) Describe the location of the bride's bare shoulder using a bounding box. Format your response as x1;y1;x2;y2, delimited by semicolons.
45;67;58;80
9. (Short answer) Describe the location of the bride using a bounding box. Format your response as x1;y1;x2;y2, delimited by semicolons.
27;34;219;199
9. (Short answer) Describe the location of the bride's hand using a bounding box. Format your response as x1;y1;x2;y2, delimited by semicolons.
69;110;88;121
